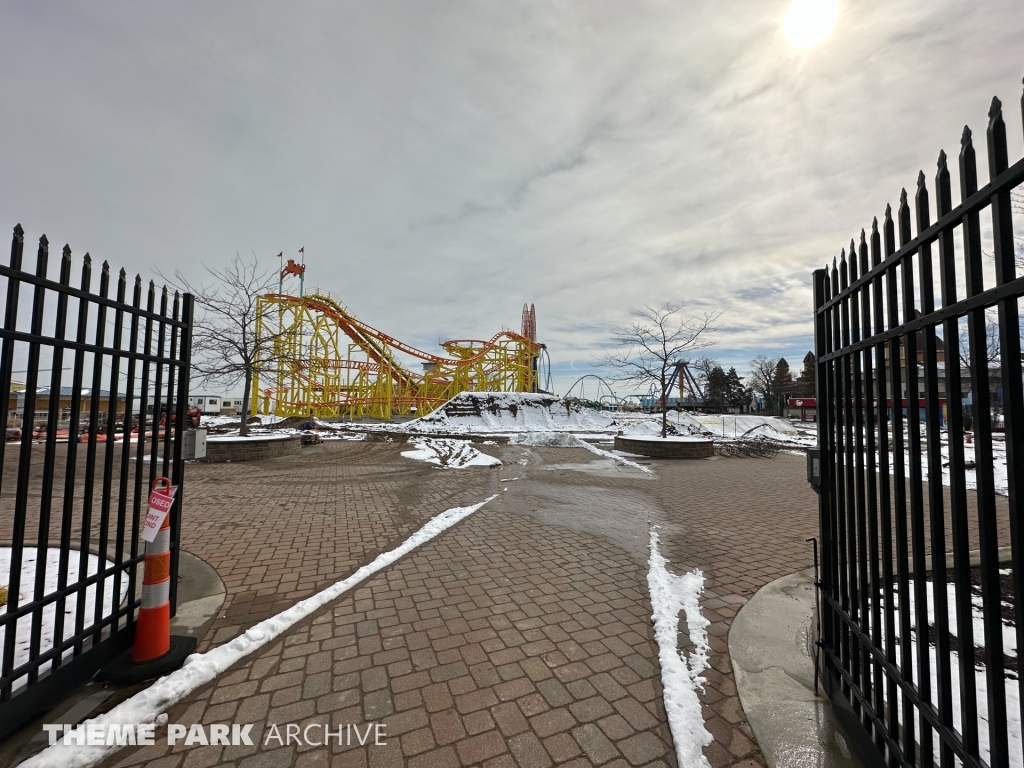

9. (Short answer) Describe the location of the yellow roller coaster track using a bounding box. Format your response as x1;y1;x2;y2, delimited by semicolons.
252;290;541;420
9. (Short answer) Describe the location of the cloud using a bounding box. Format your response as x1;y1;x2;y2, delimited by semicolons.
1;0;1022;395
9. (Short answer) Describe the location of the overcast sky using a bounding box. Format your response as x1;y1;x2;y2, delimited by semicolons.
2;1;1023;396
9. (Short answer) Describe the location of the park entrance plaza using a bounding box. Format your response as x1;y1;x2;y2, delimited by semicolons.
1;428;821;768
98;438;819;768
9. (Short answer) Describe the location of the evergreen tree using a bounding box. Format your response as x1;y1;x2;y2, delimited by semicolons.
725;367;745;408
704;366;729;413
772;357;796;415
797;351;816;396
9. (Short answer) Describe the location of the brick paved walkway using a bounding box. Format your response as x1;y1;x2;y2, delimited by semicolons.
7;437;1012;767
3;439;863;766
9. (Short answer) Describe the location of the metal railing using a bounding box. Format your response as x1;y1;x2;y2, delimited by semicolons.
0;225;192;739
813;88;1024;767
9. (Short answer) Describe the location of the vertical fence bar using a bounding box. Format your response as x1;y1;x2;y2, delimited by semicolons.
883;202;916;760
870;216;900;765
121;276;144;628
30;240;66;685
0;226;25;506
823;265;842;701
936;147;980;759
95;267;126;638
75;261;108;652
9;237;50;688
832;256;851;696
861;226;884;750
32;247;72;672
840;250;861;706
131;282;157;607
3;236;48;691
814;268;833;684
900;186;934;765
858;230;883;745
0;227;25;702
52;254;91;668
988;93;1024;735
960;124;1009;765
916;167;954;768
162;292;179;484
849;238;872;725
147;287;168;489
169;293;193;614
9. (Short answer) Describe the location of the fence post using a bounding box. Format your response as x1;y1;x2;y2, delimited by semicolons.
812;267;832;690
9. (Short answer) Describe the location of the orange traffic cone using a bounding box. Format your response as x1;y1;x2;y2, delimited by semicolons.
98;477;196;683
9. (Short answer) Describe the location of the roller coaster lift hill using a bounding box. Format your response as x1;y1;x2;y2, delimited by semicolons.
252;263;549;420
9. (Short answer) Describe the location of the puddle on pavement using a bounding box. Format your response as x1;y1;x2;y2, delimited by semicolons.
506;481;667;563
537;460;646;479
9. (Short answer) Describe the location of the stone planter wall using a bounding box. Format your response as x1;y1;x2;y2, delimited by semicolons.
613;435;713;459
200;435;302;462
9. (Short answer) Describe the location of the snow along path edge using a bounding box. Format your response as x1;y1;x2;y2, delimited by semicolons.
23;495;500;768
647;528;714;768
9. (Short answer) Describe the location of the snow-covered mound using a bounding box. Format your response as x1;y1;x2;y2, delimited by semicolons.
405;392;614;434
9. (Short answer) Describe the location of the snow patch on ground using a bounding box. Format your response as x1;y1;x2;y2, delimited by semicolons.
508;432;652;473
0;547;128;691
404;392;614;434
22;496;499;768
401;438;502;468
647;529;713;768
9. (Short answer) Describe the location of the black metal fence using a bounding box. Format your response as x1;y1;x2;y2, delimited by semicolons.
814;88;1024;767
0;225;192;739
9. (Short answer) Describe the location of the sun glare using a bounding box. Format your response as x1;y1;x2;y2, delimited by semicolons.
783;0;838;49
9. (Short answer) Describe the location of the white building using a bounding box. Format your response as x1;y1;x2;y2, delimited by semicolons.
220;398;246;415
187;394;222;415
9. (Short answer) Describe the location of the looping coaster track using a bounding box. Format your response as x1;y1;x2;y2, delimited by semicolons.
252;291;541;419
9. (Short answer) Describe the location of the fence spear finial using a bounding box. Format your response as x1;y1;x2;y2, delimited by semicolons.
872;216;879;234
961;125;972;147
917;170;926;189
937;149;947;170
900;188;908;206
13;223;23;237
989;95;1002;120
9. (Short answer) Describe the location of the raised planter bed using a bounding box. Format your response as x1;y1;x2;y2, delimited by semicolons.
201;434;302;462
613;435;713;459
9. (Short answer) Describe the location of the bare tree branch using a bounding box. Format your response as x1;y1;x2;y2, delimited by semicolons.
603;302;721;437
158;253;291;436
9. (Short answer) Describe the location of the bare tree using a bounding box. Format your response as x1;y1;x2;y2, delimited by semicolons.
604;303;721;437
161;254;286;436
958;310;1001;369
748;355;783;415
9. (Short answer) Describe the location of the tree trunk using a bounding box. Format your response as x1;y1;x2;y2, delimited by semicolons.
240;370;252;437
660;376;668;438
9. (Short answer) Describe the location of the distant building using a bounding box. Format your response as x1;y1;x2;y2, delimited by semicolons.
188;394;223;416
219;398;246;416
6;387;128;429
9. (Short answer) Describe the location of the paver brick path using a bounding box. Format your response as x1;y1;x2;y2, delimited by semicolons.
22;440;826;768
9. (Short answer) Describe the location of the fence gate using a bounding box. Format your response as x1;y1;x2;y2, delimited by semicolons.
0;225;192;739
813;88;1024;767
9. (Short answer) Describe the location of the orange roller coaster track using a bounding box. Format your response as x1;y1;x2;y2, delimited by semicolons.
252;290;541;419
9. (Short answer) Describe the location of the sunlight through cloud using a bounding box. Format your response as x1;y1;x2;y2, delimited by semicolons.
783;0;838;49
